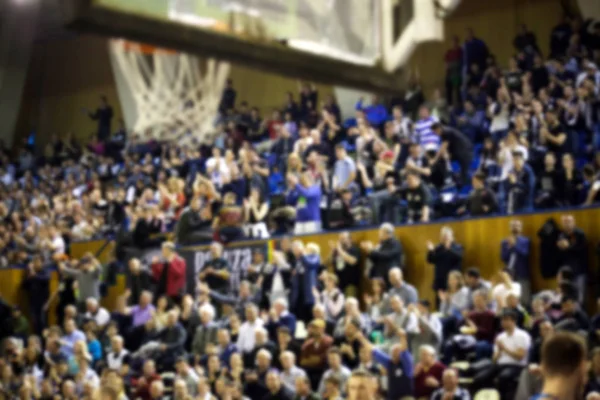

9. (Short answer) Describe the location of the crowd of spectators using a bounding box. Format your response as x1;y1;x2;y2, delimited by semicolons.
0;11;599;400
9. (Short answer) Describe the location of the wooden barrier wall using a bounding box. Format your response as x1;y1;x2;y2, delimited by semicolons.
2;207;599;323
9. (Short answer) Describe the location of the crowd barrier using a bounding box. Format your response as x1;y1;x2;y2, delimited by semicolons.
3;206;600;326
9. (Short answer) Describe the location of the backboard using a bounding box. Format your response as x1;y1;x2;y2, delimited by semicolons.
62;0;460;93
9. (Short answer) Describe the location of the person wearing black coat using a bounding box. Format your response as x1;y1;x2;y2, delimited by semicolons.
426;226;464;291
361;223;403;286
555;215;588;303
263;370;294;400
537;217;561;279
125;258;153;305
432;123;473;186
175;197;212;245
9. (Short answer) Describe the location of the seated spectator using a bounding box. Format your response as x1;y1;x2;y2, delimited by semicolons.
191;303;219;359
359;328;414;400
84;297;110;330
265;369;294;400
383;296;418;345
491;270;522;310
414;345;445;399
472;309;531;398
212;191;245;243
294;375;320;400
385;268;418;312
336;318;362;369
465;267;492;307
553;295;590;333
244;349;272;399
317;347;351;397
279;351;306;395
243;186;270;239
439;271;470;320
248;327;277;367
300;319;333;390
409;300;443;360
333;298;369;341
237;304;264;367
105;335;130;371
430;368;470;400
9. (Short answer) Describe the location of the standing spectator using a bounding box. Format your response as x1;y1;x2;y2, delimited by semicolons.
328;232;360;297
464;28;489;72
415;106;441;152
501;219;532;304
505;151;536;214
199;242;230;294
361;223;403;286
151;241;187;305
87;95;113;142
432;123;473;186
355;95;388;127
292;172;322;234
21;256;50;334
555;215;588;303
219;79;237;113
445;36;463;106
427;226;464;292
317;348;351;397
332;144;357;194
125;258;152;305
290;242;321;324
58;256;101;311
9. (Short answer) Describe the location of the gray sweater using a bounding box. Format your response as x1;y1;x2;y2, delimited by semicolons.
63;266;101;301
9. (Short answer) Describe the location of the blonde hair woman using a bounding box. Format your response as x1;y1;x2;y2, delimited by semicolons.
439;270;469;317
313;272;345;320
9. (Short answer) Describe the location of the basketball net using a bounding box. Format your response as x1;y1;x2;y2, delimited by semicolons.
109;39;230;144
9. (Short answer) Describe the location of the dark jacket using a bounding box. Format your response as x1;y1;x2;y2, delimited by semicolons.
556;228;588;276
125;269;153;305
441;126;473;163
500;235;531;279
537;218;561;279
175;206;204;244
427;242;464;290
263;386;294;400
368;238;403;281
158;323;187;355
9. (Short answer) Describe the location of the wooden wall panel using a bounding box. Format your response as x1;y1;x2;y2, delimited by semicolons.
5;207;600;325
408;0;564;97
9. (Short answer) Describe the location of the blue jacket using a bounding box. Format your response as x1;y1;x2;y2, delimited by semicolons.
265;313;297;340
373;348;414;400
500;235;531;279
295;183;321;223
355;99;389;127
290;254;320;308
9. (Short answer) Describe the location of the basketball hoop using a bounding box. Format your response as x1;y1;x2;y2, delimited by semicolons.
109;39;230;144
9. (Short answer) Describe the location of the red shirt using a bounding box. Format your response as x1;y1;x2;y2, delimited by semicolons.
151;255;187;297
468;309;497;342
414;361;446;398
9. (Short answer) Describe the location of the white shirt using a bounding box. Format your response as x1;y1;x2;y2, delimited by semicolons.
206;157;230;187
236;318;264;353
106;349;130;370
495;328;531;366
85;307;110;327
51;235;66;255
491;282;522;305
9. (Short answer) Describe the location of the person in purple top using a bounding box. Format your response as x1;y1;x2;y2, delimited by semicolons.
128;291;155;327
292;171;322;235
